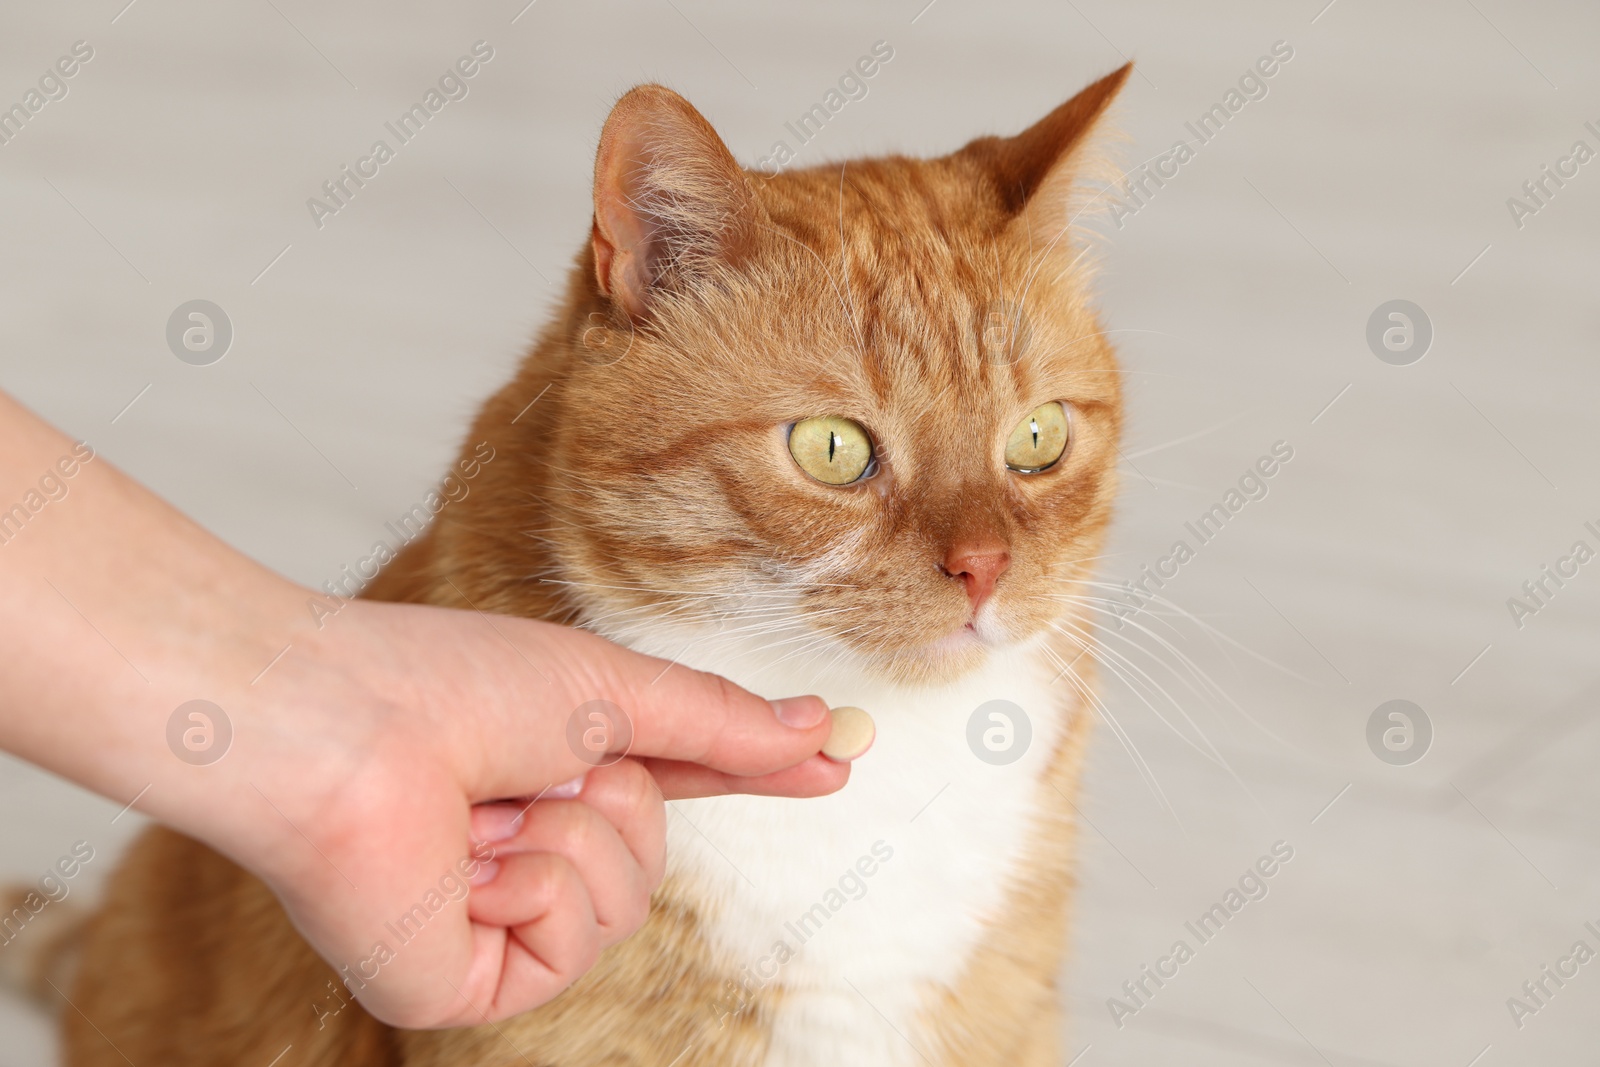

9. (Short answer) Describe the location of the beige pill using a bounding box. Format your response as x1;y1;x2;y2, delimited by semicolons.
822;705;875;762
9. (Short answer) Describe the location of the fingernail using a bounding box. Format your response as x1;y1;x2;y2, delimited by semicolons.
468;860;500;887
474;806;524;842
772;696;826;730
545;774;586;800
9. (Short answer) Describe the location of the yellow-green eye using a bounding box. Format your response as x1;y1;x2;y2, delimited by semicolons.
788;417;874;485
1005;402;1070;473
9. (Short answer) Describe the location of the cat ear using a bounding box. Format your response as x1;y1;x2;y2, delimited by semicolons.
590;85;764;320
956;63;1132;242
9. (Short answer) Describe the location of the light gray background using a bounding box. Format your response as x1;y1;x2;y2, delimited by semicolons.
3;0;1597;1063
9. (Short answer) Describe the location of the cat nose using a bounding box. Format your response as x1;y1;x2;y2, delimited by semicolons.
941;542;1011;611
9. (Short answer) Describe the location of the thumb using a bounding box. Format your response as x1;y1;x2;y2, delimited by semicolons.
468;619;838;797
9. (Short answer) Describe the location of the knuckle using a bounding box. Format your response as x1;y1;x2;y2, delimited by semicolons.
528;855;585;932
552;804;596;858
524;852;564;904
701;672;747;755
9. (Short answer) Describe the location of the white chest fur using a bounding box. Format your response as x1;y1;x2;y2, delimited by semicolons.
609;620;1070;1067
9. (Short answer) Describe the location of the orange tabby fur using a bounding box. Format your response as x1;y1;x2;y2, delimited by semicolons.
62;65;1129;1066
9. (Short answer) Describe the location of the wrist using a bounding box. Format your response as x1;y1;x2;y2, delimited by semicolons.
0;406;327;868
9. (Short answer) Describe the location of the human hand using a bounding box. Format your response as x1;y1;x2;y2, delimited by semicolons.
0;391;851;1030
237;599;848;1029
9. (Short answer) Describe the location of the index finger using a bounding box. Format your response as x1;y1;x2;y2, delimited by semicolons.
641;753;849;800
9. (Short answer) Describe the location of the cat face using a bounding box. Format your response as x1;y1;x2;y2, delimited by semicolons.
547;72;1128;685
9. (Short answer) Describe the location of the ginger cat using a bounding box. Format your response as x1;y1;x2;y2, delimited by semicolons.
63;65;1129;1067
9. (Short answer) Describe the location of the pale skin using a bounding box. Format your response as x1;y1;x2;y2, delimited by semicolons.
0;390;853;1028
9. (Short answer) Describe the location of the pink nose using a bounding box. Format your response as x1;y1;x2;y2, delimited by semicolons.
942;543;1011;611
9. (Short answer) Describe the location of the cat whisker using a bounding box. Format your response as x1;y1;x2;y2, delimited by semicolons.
1044;644;1184;831
1042;586;1298;757
1047;617;1234;776
1119;412;1246;461
1068;579;1316;685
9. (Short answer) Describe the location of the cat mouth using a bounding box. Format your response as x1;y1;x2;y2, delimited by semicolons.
944;605;1022;652
929;618;988;656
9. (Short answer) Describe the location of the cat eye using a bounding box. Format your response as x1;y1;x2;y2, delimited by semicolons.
788;417;875;485
1005;402;1071;474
